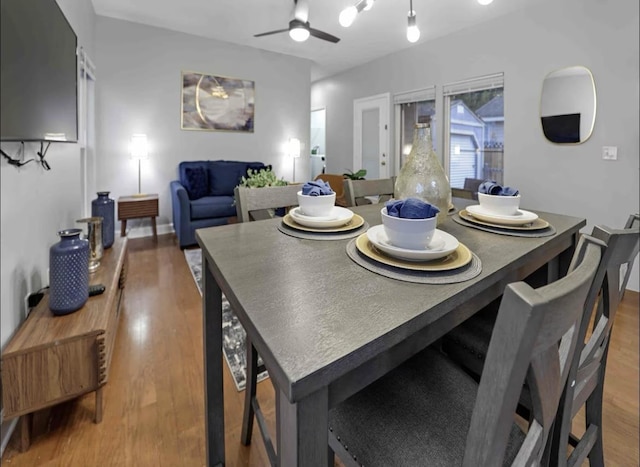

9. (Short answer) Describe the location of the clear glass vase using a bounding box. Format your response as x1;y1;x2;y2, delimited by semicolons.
394;123;451;225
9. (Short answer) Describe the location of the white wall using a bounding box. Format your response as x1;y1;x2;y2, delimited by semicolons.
0;0;96;451
95;17;312;232
312;0;639;291
0;0;96;349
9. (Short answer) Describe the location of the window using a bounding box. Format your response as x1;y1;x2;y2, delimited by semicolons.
393;86;436;175
443;73;504;189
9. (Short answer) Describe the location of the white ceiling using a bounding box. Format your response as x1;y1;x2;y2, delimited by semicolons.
91;0;542;81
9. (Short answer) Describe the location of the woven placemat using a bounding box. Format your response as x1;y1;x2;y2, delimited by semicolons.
452;215;557;238
278;221;370;241
346;239;482;284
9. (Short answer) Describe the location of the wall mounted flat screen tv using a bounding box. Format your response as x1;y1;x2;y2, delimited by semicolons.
540;113;581;144
1;0;78;142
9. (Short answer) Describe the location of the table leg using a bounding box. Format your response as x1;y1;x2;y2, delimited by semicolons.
203;255;225;466
277;386;329;467
95;386;104;423
121;220;127;237
151;217;158;241
19;413;32;452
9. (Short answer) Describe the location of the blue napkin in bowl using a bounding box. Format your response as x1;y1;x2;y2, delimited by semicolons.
385;198;440;219
302;180;334;196
478;180;519;196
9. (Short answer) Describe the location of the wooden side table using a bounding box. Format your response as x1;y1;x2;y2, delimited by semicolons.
1;238;128;451
118;194;159;241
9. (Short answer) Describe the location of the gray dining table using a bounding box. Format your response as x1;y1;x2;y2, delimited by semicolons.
196;201;585;466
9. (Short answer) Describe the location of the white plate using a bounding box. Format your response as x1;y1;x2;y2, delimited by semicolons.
289;206;354;228
367;225;459;261
466;205;539;226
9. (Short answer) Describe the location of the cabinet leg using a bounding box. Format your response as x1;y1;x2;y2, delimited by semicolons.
19;414;32;452
151;217;157;242
121;220;127;237
95;387;104;423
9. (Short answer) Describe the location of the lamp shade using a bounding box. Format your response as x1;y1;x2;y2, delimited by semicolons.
130;134;148;159
289;138;301;158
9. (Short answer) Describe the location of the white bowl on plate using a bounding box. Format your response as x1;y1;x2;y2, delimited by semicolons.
297;191;336;217
380;207;437;250
477;193;521;216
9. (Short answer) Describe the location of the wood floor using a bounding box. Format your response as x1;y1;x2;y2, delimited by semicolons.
2;234;639;466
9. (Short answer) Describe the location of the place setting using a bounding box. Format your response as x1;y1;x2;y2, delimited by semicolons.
453;181;556;237
278;180;369;240
346;198;482;284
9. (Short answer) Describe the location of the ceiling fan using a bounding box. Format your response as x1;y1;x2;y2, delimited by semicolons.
254;0;340;44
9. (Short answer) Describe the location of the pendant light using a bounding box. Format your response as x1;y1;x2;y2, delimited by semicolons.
407;0;420;43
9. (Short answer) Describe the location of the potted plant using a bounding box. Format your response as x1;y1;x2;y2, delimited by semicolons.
343;169;367;180
239;168;288;188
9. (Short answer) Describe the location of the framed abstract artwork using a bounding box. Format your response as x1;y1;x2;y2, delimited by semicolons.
181;71;255;132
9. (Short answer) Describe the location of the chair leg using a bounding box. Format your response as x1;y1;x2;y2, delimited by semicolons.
585;378;606;467
241;337;259;445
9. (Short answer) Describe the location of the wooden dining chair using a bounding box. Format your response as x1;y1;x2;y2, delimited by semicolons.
549;220;640;467
452;187;475;200
233;184;302;465
343;177;396;207
620;213;639;299
441;218;639;466
328;234;604;466
233;184;301;222
314;173;348;207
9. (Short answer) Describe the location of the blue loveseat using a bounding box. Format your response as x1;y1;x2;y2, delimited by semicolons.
170;160;269;248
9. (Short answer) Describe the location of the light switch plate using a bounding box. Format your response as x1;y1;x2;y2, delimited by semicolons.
602;146;618;160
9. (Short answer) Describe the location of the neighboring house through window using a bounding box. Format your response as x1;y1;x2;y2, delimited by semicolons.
443;73;504;189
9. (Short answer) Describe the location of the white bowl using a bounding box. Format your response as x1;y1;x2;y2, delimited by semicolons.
297;191;336;217
380;207;437;250
477;193;521;216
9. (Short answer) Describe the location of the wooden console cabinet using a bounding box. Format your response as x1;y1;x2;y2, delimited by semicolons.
1;237;128;450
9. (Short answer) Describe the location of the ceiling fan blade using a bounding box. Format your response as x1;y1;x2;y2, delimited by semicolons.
254;28;290;38
309;28;340;43
293;0;309;23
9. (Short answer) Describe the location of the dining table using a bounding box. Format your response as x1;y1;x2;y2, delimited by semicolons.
196;199;585;466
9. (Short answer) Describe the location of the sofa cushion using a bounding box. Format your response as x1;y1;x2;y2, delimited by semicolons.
190;195;236;220
184;166;209;200
208;160;268;196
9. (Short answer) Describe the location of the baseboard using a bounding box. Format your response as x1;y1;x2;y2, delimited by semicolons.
0;413;18;457
124;222;174;239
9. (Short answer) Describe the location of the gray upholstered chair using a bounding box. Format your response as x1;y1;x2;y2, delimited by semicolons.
441;218;639;467
328;234;604;467
343;177;396;207
233;184;301;222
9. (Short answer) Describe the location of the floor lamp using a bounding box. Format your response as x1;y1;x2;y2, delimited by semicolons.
130;134;149;196
289;137;301;182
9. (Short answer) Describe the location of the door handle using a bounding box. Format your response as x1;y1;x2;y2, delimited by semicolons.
381;161;386;166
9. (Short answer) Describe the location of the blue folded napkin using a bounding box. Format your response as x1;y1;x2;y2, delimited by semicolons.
478;180;519;196
302;180;334;196
385;198;440;219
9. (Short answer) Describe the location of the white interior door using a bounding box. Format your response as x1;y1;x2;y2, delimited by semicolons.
354;93;390;179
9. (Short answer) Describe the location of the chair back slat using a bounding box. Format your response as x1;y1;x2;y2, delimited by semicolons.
343;177;395;207
464;237;603;466
234;185;301;223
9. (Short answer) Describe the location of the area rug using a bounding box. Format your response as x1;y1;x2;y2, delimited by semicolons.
184;249;269;391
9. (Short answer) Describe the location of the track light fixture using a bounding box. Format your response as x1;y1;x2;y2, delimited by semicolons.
339;0;374;28
406;0;420;43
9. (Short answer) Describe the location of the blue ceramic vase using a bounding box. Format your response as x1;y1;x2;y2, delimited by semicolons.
49;229;89;315
92;191;115;249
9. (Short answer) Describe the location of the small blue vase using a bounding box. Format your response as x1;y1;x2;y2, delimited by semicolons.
92;191;115;249
49;229;89;315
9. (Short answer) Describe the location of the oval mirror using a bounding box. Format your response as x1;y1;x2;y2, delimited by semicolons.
540;65;596;144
